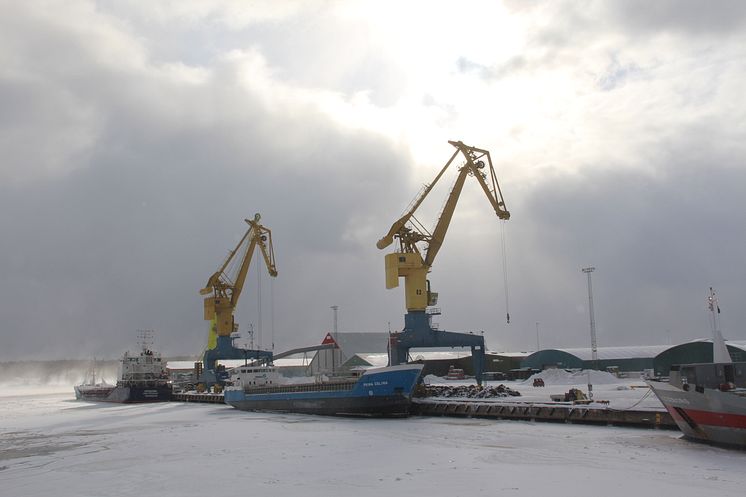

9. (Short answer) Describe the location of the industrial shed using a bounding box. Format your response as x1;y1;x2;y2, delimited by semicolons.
521;340;746;376
309;332;389;374
340;350;529;378
486;352;529;373
521;345;670;374
652;339;746;376
407;350;474;377
406;350;529;377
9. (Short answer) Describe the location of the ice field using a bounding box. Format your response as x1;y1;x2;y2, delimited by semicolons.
2;381;746;497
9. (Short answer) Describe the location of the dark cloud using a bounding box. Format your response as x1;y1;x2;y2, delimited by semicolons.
0;3;412;360
498;147;746;350
0;112;411;359
605;0;746;36
475;1;746;85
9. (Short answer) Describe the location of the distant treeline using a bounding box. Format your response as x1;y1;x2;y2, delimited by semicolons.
0;357;199;385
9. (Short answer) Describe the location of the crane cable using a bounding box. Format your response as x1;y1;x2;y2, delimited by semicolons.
270;277;275;352
501;220;510;324
257;256;262;349
254;248;276;353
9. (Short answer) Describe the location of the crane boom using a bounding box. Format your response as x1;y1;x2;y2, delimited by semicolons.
230;218;277;307
201;213;277;338
377;140;509;312
376;148;461;250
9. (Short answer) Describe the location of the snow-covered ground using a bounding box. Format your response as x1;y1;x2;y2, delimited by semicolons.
423;370;664;410
2;383;745;497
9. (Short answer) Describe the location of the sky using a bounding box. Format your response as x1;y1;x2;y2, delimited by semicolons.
1;0;745;360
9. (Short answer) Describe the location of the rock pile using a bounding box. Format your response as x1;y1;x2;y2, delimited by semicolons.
416;384;521;399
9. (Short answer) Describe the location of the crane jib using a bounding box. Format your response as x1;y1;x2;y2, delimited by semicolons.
376;140;511;321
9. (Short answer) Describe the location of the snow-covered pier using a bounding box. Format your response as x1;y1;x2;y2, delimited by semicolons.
173;391;225;403
412;398;676;428
415;369;677;428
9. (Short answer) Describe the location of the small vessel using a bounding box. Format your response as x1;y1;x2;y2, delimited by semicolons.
74;360;115;400
223;363;424;416
648;288;746;449
74;331;172;403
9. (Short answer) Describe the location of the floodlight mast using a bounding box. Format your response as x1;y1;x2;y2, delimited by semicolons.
331;305;339;335
582;266;598;367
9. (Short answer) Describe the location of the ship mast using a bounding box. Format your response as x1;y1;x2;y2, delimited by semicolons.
707;287;731;363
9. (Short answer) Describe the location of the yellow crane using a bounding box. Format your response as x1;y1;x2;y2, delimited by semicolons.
199;213;277;384
376;140;510;384
377;140;510;312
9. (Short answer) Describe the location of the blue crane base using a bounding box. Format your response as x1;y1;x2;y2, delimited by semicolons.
201;335;273;386
388;311;486;386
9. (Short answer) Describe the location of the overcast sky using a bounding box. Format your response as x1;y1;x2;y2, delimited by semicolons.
1;1;745;360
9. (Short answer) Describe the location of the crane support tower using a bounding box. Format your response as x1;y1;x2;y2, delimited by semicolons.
199;213;277;386
377;141;510;385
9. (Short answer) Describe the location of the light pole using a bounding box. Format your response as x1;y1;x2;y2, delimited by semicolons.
330;305;339;335
582;267;598;367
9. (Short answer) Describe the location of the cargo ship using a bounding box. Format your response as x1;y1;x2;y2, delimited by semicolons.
223;363;424;416
647;288;746;449
75;332;172;403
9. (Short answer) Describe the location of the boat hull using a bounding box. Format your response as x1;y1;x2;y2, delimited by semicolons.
226;394;413;417
75;384;172;403
648;380;746;449
74;385;116;400
224;364;423;417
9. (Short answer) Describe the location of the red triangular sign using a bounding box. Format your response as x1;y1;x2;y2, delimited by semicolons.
321;333;338;347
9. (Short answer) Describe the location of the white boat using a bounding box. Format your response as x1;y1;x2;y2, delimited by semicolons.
74;360;115;400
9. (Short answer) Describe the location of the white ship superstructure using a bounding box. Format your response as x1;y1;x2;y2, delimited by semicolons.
75;330;172;403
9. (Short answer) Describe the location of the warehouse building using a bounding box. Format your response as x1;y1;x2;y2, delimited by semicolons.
521;345;669;375
652;339;746;376
309;332;389;374
521;339;746;377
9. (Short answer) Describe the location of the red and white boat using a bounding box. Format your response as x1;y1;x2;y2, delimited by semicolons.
648;288;746;449
648;362;746;448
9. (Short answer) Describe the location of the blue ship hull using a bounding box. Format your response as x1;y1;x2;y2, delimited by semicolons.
224;364;424;417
